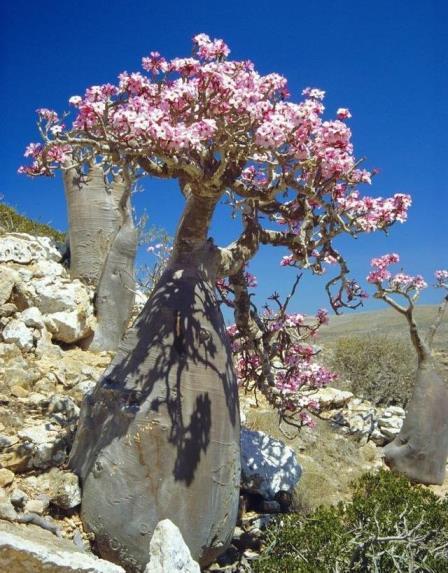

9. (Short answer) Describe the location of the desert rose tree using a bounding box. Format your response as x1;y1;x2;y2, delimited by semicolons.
20;34;411;570
368;256;448;484
21;121;138;351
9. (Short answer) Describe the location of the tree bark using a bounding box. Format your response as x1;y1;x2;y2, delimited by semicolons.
383;310;448;484
383;358;448;484
69;192;241;570
63;164;137;351
88;214;138;352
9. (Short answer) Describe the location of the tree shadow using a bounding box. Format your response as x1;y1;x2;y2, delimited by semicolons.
69;266;239;487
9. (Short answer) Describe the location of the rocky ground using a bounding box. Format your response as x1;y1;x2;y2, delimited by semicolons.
0;232;445;572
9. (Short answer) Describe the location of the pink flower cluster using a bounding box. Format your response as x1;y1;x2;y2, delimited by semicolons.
367;253;427;294
390;273;427;291
335;192;411;232
275;362;336;394
19;34;412;250
435;270;448;289
367;253;400;283
193;33;230;61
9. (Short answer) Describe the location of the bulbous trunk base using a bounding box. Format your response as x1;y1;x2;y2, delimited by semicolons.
384;361;448;485
69;267;240;572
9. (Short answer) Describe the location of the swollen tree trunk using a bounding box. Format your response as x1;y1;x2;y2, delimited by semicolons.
383;311;448;484
63;164;137;351
69;193;241;571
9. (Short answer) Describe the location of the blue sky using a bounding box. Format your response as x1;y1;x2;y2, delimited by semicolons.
1;0;447;315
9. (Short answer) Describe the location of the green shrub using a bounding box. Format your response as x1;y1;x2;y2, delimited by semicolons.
254;470;448;573
329;334;415;406
0;203;65;243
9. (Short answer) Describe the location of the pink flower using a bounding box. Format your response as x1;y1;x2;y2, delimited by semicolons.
336;107;352;120
36;108;58;122
316;308;329;325
280;255;295;266
142;51;168;75
435;270;448;286
370;253;400;269
244;272;258;288
193;33;230;61
24;143;43;158
68;95;82;107
302;87;326;100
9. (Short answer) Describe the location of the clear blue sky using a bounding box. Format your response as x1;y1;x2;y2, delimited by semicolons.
1;0;447;315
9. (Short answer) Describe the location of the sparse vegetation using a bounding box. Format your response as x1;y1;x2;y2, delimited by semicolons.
0;203;65;242
329;334;415;406
254;470;448;573
244;402;381;513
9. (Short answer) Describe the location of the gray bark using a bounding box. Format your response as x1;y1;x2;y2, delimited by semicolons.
69;192;241;571
63;164;123;286
88;216;138;352
63;164;137;351
383;307;448;484
383;358;448;484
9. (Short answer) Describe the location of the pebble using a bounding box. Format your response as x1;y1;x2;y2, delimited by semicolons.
0;468;15;487
24;499;46;515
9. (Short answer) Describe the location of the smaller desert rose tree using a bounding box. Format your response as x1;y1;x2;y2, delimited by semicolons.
19;33;413;570
367;255;448;484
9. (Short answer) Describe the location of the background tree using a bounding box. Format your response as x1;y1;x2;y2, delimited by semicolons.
21;113;138;351
368;255;448;484
20;34;411;570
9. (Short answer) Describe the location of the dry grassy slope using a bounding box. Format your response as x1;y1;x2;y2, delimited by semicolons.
319;304;448;351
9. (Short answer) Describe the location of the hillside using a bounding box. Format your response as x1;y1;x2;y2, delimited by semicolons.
320;304;448;351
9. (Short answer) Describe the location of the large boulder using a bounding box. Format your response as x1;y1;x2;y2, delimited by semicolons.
240;428;302;499
0;233;61;264
0;519;125;572
0;233;95;346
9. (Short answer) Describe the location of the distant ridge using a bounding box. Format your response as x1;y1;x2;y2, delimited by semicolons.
320;305;447;351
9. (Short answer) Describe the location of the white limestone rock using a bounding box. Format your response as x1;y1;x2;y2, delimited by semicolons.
0;520;126;572
0;233;61;264
240;428;302;499
2;319;34;351
313;387;354;410
32;278;92;315
17;423;67;469
21;307;45;329
145;519;200;573
23;468;81;510
45;311;93;344
0;267;19;305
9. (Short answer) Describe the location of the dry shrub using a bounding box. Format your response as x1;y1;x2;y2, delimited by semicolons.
329;334;415;406
0;203;65;242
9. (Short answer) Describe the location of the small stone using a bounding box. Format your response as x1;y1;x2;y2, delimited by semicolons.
0;468;15;487
21;306;45;329
2;319;34;351
0;434;16;450
0;267;18;305
10;385;30;398
0;499;17;521
49;469;82;510
36;493;51;512
0;303;17;317
10;489;28;509
24;498;46;515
